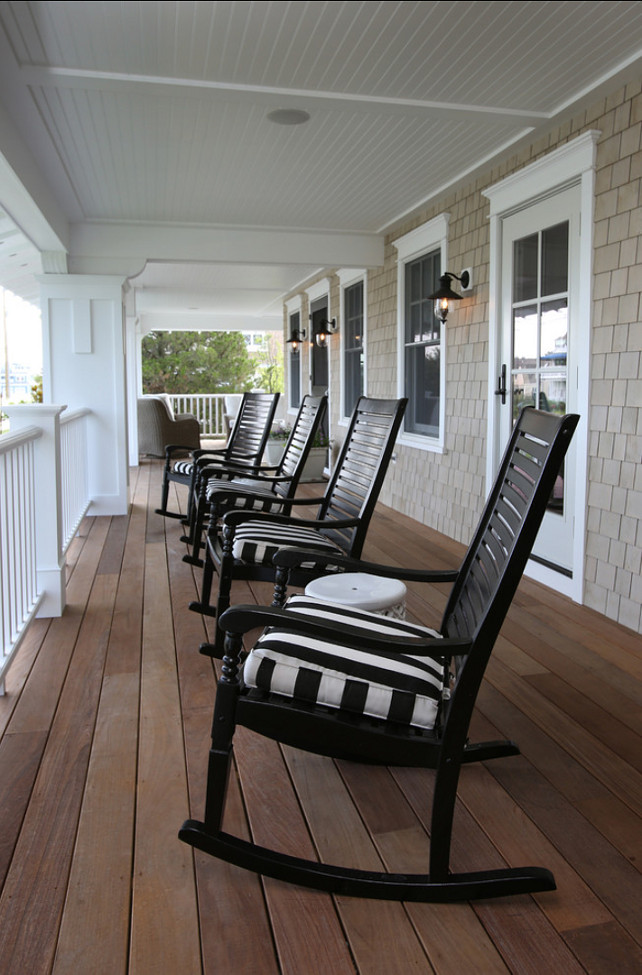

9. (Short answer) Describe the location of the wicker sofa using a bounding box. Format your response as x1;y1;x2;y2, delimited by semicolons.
137;395;201;457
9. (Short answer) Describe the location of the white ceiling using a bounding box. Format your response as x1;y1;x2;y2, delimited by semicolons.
0;1;641;331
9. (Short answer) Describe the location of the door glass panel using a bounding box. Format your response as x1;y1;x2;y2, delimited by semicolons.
513;305;538;369
513;234;538;301
510;221;569;512
542;223;569;295
512;373;537;421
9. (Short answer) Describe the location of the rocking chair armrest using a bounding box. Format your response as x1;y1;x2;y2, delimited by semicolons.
271;547;460;584
222;509;359;531
164;442;199;460
218;604;469;660
193;447;226;460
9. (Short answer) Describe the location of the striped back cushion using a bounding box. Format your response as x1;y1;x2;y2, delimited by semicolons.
231;521;344;565
243;595;445;730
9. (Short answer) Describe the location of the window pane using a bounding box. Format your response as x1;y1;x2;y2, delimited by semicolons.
540;299;567;368
343;281;364;414
344;349;363;416
289;350;300;408
513;234;538;302
404;344;440;436
542;222;568;296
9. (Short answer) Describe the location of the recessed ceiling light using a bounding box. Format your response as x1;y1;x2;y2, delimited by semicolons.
266;108;310;126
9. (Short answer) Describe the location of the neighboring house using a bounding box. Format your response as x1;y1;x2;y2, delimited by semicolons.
282;85;642;633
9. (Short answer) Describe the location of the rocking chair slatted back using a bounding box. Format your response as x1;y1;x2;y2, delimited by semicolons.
273;395;326;496
224;392;280;468
442;407;577;646
317;397;407;555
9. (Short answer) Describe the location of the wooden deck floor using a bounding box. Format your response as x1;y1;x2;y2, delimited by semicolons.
0;458;641;975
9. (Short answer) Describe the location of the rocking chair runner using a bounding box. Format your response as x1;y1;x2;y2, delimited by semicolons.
155;391;279;520
189;396;407;653
180;407;579;901
181;394;327;566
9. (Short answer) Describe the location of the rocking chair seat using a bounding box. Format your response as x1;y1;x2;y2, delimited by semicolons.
244;594;444;729
231;519;347;565
203;476;285;514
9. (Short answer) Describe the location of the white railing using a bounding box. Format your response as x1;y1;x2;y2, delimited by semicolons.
60;409;91;554
0;425;44;693
0;404;92;693
169;394;229;438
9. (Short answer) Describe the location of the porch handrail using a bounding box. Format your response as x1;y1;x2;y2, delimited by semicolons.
0;424;44;693
169;394;228;438
60;408;91;554
0;405;93;694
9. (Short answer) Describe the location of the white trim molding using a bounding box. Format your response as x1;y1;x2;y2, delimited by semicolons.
482;130;599;603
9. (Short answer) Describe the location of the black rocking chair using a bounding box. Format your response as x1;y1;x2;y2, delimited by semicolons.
182;394;327;566
155;391;279;521
189;395;408;653
180;407;579;901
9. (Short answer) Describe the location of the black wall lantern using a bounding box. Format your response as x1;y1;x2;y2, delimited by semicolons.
314;317;337;349
427;269;471;323
286;327;306;354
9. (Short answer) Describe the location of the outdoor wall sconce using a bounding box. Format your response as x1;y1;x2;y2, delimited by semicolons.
314;317;337;348
286;327;306;354
428;269;472;323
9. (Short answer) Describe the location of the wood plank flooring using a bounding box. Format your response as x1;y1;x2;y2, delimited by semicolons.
0;458;640;974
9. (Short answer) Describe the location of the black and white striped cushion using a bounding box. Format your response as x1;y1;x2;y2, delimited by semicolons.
231;521;344;565
172;460;194;476
206;477;283;513
243;595;445;730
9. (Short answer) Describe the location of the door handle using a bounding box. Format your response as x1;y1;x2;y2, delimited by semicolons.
494;364;507;404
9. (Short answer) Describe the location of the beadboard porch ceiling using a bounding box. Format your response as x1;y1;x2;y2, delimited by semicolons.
0;1;641;329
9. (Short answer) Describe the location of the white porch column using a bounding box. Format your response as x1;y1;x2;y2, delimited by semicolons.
125;313;141;467
39;274;129;515
3;404;66;617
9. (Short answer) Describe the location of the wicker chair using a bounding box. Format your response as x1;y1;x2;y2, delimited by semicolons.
137;395;200;458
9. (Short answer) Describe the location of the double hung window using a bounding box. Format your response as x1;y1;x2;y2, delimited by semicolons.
339;273;365;418
287;309;302;410
393;215;448;450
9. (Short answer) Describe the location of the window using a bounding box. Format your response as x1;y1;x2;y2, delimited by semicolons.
287;308;302;410
338;270;366;419
393;215;449;450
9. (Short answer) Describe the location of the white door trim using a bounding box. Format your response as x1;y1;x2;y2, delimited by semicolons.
482;130;600;602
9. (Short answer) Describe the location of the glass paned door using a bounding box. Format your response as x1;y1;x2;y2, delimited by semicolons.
499;185;580;574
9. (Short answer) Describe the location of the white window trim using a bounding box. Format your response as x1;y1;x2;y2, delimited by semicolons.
337;268;367;425
482;130;599;603
285;295;303;417
393;213;450;453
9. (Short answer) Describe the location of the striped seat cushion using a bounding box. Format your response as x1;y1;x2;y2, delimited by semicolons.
172;460;194;476
231;520;344;565
243;595;445;730
206;477;283;514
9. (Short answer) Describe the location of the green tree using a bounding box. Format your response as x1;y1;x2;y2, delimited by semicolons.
141;331;255;394
252;332;284;393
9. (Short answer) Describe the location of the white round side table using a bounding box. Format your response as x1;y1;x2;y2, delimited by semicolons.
304;572;407;619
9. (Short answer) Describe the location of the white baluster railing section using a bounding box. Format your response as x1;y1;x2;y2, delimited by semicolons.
0;425;44;692
0;404;93;693
169;394;228;438
60;409;91;554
